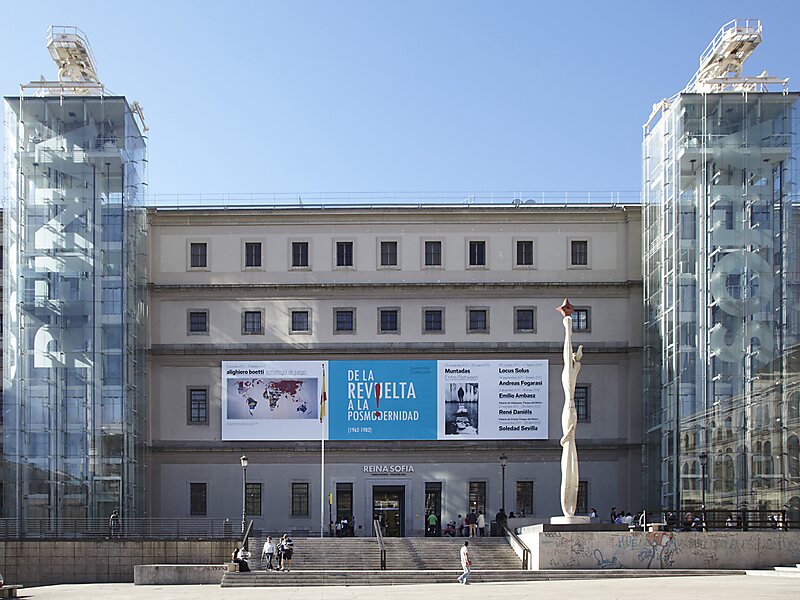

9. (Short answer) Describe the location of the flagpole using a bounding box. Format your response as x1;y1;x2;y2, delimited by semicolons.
320;363;327;538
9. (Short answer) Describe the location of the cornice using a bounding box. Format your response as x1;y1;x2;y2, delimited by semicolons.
147;205;642;227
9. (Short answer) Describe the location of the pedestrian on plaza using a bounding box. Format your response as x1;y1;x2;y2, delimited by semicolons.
456;541;472;585
495;508;507;536
280;534;294;571
427;512;438;536
590;508;598;518
468;510;478;537
108;509;120;538
232;546;251;572
457;514;464;537
262;536;276;570
477;511;486;537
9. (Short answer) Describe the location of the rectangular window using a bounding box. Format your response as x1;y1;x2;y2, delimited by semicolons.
244;242;262;268
336;482;353;523
380;241;398;267
242;310;263;335
575;385;590;421
188;310;209;334
468;481;486;514
292;242;310;268
190;242;208;268
468;308;488;333
515;481;534;516
291;310;310;333
190;483;207;516
423;308;443;333
424;241;442;267
570;240;588;266
577;481;588;514
514;307;536;333
516;240;534;266
572;308;591;332
187;388;208;424
468;240;486;266
292;482;309;516
335;308;355;333
246;482;262;516
379;308;399;333
336;241;354;267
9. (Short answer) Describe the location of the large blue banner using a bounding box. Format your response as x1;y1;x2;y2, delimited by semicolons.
328;360;437;440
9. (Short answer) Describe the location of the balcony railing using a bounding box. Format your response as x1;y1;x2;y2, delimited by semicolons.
0;517;237;539
145;190;639;210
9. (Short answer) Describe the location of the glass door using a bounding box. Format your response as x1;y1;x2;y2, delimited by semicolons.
373;485;405;537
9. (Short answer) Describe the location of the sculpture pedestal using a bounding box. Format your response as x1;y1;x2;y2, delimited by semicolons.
550;515;591;525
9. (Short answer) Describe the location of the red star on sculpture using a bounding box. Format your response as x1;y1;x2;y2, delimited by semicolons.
556;298;575;317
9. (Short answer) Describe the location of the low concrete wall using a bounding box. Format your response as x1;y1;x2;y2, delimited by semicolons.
134;564;226;585
0;539;238;587
517;526;800;570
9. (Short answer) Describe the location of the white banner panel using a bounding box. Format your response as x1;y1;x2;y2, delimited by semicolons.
437;360;548;440
221;360;326;441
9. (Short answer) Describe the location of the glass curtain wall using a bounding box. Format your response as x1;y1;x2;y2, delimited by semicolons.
2;95;147;533
643;92;800;518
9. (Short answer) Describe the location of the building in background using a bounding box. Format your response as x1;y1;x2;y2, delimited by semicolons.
2;27;148;533
146;201;643;535
643;20;800;516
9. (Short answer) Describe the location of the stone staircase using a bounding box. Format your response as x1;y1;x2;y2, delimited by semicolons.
242;535;520;571
747;563;800;578
222;536;743;587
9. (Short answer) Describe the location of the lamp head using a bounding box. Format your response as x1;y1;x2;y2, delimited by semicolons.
499;453;508;468
240;454;248;468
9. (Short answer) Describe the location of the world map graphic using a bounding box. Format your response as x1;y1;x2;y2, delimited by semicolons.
226;377;317;420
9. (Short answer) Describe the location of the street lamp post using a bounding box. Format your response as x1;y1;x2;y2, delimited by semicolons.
699;452;708;531
499;453;508;512
240;454;248;534
698;452;707;508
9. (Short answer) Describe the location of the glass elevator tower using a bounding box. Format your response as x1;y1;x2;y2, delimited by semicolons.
643;20;800;517
2;27;148;533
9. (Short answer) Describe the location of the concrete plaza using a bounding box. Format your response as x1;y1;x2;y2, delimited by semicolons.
21;575;799;600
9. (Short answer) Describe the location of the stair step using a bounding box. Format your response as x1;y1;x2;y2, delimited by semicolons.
221;569;747;588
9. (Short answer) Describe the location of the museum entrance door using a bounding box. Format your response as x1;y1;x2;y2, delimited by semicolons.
373;485;405;537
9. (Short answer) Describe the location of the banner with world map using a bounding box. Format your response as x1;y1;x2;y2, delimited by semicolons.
222;360;326;441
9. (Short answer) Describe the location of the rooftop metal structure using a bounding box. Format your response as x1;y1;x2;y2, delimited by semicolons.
23;26;105;96
645;19;789;129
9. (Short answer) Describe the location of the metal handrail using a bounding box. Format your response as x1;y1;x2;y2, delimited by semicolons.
373;519;386;570
498;520;530;570
657;509;796;532
0;517;239;539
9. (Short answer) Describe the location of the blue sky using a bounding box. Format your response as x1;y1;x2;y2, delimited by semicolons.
2;1;798;196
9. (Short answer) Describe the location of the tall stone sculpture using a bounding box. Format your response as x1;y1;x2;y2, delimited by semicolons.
556;298;583;519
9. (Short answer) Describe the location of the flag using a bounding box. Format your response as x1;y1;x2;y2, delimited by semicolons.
319;363;327;423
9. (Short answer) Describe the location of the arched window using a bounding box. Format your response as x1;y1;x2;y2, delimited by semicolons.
682;463;691;491
788;435;800;479
723;452;735;492
788;393;800;423
762;441;774;488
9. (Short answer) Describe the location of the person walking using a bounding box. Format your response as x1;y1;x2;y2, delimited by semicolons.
477;511;486;537
108;510;120;538
456;541;472;585
427;512;438;536
262;536;276;570
280;534;294;571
